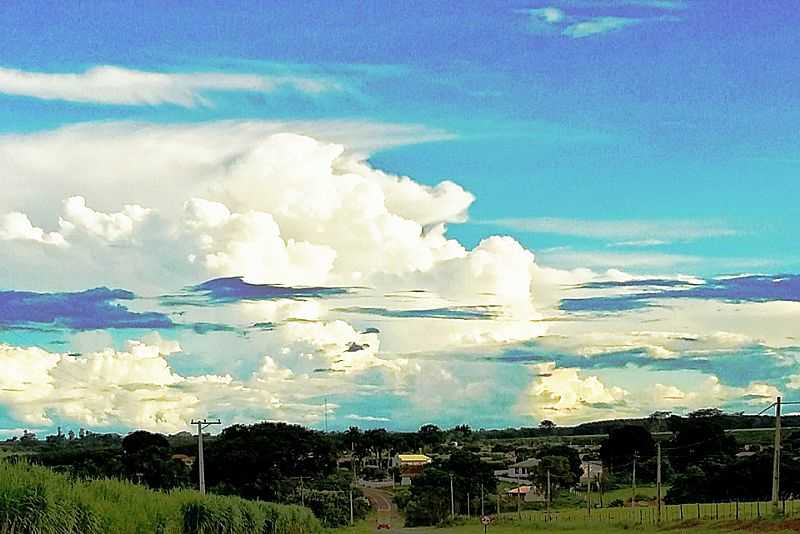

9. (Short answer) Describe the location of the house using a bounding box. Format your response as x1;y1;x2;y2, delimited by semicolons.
495;457;539;483
171;454;196;468
506;485;546;503
396;453;432;486
580;460;603;483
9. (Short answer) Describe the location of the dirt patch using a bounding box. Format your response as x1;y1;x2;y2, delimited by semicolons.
716;519;800;532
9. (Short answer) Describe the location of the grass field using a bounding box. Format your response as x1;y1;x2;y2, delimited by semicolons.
0;460;320;533
337;517;800;534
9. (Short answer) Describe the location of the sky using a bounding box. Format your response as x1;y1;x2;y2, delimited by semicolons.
0;0;799;436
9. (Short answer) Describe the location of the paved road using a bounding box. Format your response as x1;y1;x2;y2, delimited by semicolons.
361;487;393;512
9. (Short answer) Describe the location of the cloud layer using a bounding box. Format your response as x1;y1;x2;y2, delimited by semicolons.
0;65;338;106
0;120;794;433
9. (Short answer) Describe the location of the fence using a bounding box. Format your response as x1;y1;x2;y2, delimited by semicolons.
496;500;800;525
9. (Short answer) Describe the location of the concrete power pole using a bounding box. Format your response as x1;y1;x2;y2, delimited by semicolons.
772;396;782;510
656;443;662;523
323;397;328;433
450;474;455;518
191;419;221;495
631;452;638;508
586;463;591;516
546;470;551;519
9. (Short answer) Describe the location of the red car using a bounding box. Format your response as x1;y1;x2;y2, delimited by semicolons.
377;523;391;530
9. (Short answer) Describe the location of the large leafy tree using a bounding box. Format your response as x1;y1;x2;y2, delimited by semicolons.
418;424;444;451
538;444;582;482
599;425;656;474
667;415;737;472
203;422;337;501
121;430;188;489
532;455;575;491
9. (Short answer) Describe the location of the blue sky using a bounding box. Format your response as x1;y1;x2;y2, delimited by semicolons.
0;1;798;435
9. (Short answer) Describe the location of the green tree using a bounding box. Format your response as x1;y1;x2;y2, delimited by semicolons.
533;455;574;490
599;425;656;474
204;422;336;501
121;430;188;489
538;445;582;483
539;420;556;434
418;424;444;451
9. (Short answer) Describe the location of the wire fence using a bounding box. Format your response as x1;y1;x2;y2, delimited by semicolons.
495;500;800;524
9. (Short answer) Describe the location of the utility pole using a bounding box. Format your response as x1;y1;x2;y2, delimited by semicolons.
631;452;638;508
516;472;521;519
300;476;305;507
324;397;328;433
597;472;604;508
586;463;591;516
656;443;662;523
481;483;485;517
349;489;354;525
191;418;221;495
467;492;471;518
546;470;551;519
772;396;782;510
450;474;455;518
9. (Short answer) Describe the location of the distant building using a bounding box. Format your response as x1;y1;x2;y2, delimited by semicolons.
494;457;539;483
171;454;196;468
506;485;546;503
396;453;432;486
580;460;604;483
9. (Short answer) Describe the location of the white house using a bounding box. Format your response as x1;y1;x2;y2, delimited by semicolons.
495;457;540;483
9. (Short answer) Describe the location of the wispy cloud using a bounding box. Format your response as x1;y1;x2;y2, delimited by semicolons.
480;217;737;242
609;239;670;247
519;1;683;39
553;0;687;9
0;65;340;107
562;16;640;38
538;248;702;269
344;414;392;422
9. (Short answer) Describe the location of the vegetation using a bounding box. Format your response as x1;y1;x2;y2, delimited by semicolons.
0;460;320;534
400;450;497;527
2;409;799;530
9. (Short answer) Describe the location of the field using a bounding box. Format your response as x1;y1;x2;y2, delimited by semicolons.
338;516;800;534
498;499;800;524
0;460;320;533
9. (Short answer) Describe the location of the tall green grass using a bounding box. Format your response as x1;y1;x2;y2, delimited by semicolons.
0;461;321;534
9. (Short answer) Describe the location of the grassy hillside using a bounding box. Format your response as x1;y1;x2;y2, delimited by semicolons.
0;460;320;534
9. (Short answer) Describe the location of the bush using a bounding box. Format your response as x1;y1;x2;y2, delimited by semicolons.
290;489;369;528
609;499;625;508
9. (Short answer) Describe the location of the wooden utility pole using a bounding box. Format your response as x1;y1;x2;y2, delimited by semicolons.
656;443;662;523
772;396;782;510
191;418;221;495
481;483;485;517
